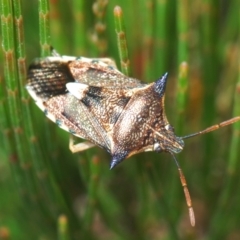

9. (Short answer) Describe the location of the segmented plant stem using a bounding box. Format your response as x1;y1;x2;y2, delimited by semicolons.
39;0;51;56
38;0;60;160
114;6;130;76
0;0;37;200
92;0;108;55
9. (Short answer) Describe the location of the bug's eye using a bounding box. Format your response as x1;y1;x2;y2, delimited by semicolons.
165;124;174;132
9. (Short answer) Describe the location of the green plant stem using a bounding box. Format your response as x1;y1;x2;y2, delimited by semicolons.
218;0;239;53
39;0;51;56
92;0;108;55
114;6;130;76
139;0;153;80
83;155;100;231
73;0;87;55
175;0;189;131
200;1;220;189
0;74;11;154
136;161;151;229
175;63;189;133
201;0;219;123
153;0;168;76
38;0;59;160
58;215;70;240
77;154;90;185
49;1;67;52
0;0;37;200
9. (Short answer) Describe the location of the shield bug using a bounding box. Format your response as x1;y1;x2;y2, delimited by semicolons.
26;51;240;226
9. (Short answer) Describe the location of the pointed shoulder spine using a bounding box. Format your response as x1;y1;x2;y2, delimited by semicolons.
153;72;168;97
110;151;128;170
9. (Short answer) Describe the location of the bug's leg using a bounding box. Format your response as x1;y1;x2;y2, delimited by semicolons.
69;135;96;153
50;47;61;57
92;58;117;68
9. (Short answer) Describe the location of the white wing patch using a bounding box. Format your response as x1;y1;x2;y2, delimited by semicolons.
66;82;88;100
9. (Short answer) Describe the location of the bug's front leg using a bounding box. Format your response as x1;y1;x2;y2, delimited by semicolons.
69;135;96;153
90;57;117;68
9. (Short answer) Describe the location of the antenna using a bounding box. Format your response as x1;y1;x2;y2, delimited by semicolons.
175;116;240;226
181;116;240;139
170;152;195;226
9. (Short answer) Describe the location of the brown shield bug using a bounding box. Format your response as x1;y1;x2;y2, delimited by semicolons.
26;51;240;226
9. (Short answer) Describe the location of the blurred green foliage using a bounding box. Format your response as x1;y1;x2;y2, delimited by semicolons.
0;0;240;239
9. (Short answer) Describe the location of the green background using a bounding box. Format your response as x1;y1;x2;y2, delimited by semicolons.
0;0;240;239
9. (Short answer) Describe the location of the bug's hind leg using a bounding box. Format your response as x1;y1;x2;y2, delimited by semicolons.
69;135;96;153
92;58;117;68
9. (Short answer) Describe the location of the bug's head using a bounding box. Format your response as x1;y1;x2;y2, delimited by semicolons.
152;124;185;155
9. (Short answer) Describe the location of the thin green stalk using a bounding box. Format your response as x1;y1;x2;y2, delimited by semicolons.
1;0;37;200
200;0;220;188
92;0;108;55
153;0;168;76
200;0;219;123
175;0;189;131
49;1;66;52
136;161;151;230
175;63;189;133
0;74;20;202
83;155;101;231
38;0;59;160
39;0;51;56
76;145;101;190
0;73;11;153
77;154;90;185
73;0;87;55
13;0;43;170
138;0;154;80
218;0;239;53
58;215;70;240
114;6;130;76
